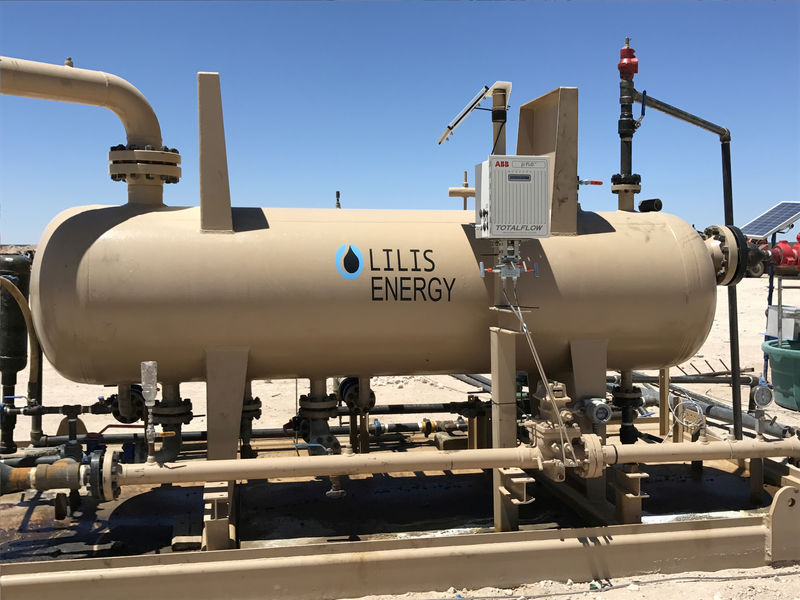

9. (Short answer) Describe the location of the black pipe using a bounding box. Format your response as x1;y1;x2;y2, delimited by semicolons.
609;374;758;386
631;89;743;440
762;231;778;382
721;140;744;440
633;91;729;140
336;401;487;417
29;339;43;445
34;420;470;447
451;374;492;393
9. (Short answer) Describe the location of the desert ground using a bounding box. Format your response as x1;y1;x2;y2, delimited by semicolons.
3;259;800;599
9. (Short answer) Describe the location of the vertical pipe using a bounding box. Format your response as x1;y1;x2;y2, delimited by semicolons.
30;341;43;445
491;90;507;155
763;232;777;379
619;78;634;178
721;140;743;441
658;368;670;437
777;277;784;346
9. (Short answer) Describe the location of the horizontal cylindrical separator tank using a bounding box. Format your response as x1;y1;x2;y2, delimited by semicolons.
31;205;716;384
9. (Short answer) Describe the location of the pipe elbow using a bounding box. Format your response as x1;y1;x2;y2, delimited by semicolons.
0;56;162;149
101;71;162;148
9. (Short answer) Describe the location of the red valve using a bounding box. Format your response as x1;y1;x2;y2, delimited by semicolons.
770;239;800;268
618;38;638;80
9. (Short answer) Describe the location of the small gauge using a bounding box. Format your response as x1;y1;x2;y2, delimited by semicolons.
750;384;773;408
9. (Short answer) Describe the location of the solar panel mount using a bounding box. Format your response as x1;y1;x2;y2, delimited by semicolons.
739;201;800;239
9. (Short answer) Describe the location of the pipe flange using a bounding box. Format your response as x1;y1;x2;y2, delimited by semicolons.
338;378;376;413
102;450;120;501
704;225;748;286
611;386;643;403
574;434;604;479
152;398;193;425
88;450;104;500
241;397;262;420
298;394;337;419
108;145;181;184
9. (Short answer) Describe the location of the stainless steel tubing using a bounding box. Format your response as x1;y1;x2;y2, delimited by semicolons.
119;446;543;486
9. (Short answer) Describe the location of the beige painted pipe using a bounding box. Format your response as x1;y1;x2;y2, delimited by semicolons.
119;446;544;485
603;438;800;465
117;437;800;488
0;56;162;148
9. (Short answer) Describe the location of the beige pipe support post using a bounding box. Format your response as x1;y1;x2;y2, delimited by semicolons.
659;368;670;437
198;72;233;232
118;446;545;486
0;56;162;147
491;327;521;531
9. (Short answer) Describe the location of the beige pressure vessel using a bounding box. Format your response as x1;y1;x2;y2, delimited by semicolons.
31;203;716;385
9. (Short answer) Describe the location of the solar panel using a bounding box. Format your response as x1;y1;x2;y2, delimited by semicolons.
740;202;800;239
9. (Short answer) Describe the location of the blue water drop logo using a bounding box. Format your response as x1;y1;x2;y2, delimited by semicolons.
335;244;364;280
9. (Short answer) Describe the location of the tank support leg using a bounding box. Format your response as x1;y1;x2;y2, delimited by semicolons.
203;348;248;550
490;327;521;532
205;348;248;460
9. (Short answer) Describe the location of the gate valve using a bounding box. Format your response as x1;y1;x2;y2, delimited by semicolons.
618;38;638;80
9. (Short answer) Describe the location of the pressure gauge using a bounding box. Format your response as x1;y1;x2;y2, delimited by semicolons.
750;384;773;408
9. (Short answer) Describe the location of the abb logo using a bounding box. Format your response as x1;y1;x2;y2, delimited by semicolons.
494;160;509;167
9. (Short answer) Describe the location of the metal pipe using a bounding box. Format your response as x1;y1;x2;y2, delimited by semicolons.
721;140;744;441
34;420;470;446
604;438;800;465
763;232;778;380
335;401;486;417
0;56;162;147
631;88;742;439
0;276;42;446
452;373;492;393
637;385;794;439
623;374;758;386
154;383;182;464
633;91;729;140
119;446;544;486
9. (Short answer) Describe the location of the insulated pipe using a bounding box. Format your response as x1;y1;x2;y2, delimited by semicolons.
119;446;544;486
0;56;162;148
604;438;800;465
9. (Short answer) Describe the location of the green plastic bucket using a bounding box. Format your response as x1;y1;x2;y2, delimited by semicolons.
762;339;800;411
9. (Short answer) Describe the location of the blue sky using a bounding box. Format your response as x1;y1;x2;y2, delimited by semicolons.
1;1;798;243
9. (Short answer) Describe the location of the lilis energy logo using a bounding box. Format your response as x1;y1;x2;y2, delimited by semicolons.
335;244;364;280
